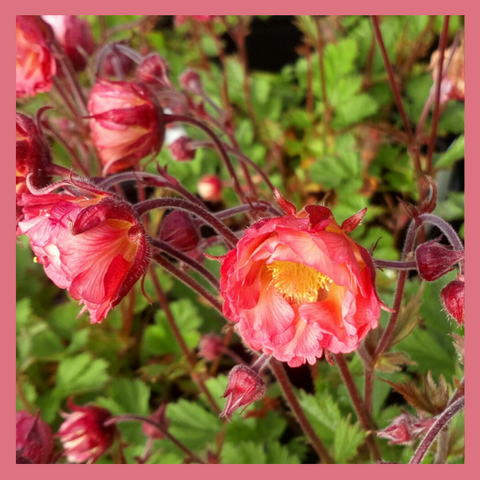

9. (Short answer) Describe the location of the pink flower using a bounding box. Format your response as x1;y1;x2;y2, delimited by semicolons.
42;15;94;71
197;174;222;202
88;80;165;174
16;15;56;98
17;179;150;323
377;412;435;445
441;276;465;325
220;365;266;421
219;191;381;367
58;398;116;463
16;411;54;464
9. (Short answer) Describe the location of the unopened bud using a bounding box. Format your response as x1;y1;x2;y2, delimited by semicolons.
179;69;202;94
103;43;135;77
377;412;435;445
159;211;200;253
58;398;116;464
169;136;196;162
198;334;224;361
136;54;172;89
441;276;465;325
415;239;464;282
142;404;170;440
197;174;222;202
16;411;54;464
220;365;266;421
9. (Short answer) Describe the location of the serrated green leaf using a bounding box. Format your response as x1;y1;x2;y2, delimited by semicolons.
333;417;365;463
54;353;109;397
266;443;300;464
221;441;267;464
334;94;379;127
435;135;465;168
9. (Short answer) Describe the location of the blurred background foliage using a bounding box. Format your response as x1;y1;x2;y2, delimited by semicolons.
16;15;464;464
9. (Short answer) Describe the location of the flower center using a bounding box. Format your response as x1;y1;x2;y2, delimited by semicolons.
267;260;332;303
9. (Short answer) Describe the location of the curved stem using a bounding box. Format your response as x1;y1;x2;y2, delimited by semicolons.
105;414;205;464
150;239;220;291
134;197;238;249
149;267;222;416
152;254;223;314
334;354;381;462
409;397;465;464
373;259;417;270
269;360;335;464
163;114;247;203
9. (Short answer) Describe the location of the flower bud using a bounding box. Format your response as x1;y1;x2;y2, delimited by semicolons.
377;412;435;445
42;15;94;71
136;54;172;89
16;15;56;98
88;79;165;173
197;174;222;202
102;43;135;77
441;276;465;325
415;239;464;282
179;69;203;94
142;404;170;440
198;334;224;361
159;211;200;254
220;365;266;421
169;136;196;162
16;411;54;464
58;398;116;464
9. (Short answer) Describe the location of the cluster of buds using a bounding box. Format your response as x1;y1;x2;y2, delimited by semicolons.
16;411;54;464
58;399;116;463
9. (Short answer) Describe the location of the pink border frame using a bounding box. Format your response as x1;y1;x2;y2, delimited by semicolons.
9;3;474;477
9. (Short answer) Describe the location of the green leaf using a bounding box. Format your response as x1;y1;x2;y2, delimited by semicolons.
167;399;222;450
435;135;465;168
265;443;300;464
333;417;365;463
333;93;379;127
227;410;287;443
221;441;267;464
54;353;109;397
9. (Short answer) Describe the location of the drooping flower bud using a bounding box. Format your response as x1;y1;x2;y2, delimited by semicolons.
102;43;135;77
415;239;464;282
16;411;54;464
142;404;170;440
16;15;56;98
17;178;150;323
197;174;222;202
42;15;94;71
169;136;196;162
377;412;435;445
58;398;116;464
220;365;266;421
136;54;172;89
441;276;465;325
159;211;200;254
179;69;203;94
88;79;165;173
198;334;224;361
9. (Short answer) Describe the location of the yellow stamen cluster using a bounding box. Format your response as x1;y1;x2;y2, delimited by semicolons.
267;260;332;304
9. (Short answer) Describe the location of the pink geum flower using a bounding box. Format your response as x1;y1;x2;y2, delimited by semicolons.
220;365;266;421
17;179;150;323
16;411;54;464
42;15;94;71
441;275;465;325
88;80;165;174
219;190;382;367
16;15;56;98
58;398;116;464
377;412;435;446
16;112;52;221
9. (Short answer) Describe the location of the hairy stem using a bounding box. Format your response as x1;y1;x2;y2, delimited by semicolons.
334;354;381;462
409;397;465;464
270;360;334;464
106;414;205;463
373;259;417;270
